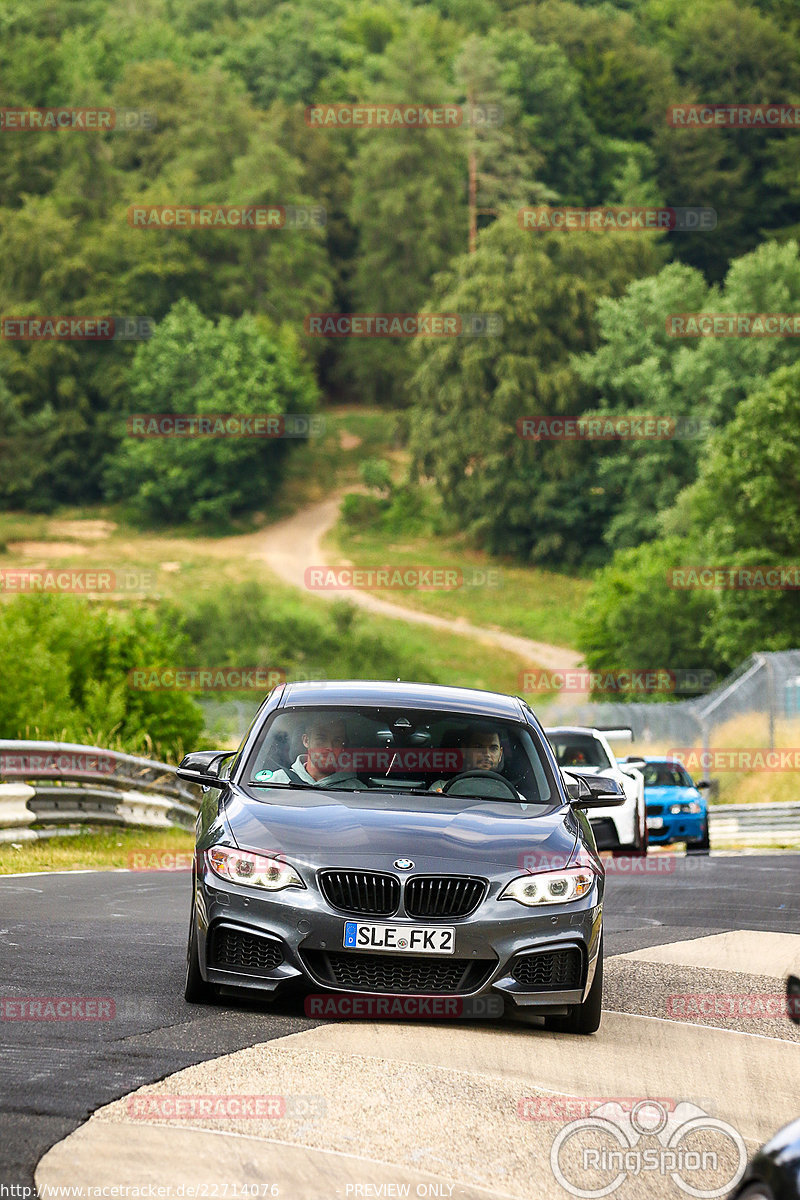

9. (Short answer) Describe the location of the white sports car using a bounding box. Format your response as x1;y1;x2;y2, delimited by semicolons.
545;726;648;856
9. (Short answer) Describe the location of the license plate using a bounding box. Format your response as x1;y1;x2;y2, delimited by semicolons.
647;817;664;829
343;922;455;955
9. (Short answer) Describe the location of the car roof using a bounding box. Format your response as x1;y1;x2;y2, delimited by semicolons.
544;726;602;738
279;679;525;719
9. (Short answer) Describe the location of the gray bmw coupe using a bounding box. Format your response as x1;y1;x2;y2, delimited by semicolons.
178;680;624;1034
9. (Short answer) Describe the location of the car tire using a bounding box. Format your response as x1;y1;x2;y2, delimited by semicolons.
546;938;603;1035
731;1185;774;1200
687;819;711;855
185;899;216;1004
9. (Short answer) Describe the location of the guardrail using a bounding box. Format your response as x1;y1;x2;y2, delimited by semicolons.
708;801;800;845
0;740;200;843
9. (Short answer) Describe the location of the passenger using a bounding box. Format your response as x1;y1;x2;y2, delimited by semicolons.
255;716;367;789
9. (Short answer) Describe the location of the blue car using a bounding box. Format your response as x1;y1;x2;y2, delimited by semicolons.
633;757;711;853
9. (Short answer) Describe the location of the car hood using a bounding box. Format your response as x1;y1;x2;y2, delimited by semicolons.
225;784;579;874
645;785;702;804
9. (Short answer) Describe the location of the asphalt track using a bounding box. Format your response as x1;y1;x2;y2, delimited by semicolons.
2;855;799;1194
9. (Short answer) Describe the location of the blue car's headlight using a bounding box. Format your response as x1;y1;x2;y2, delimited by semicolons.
500;868;595;907
669;802;702;814
207;846;304;891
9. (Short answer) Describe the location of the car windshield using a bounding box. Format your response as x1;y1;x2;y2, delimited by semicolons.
549;734;612;770
642;762;695;788
243;705;555;807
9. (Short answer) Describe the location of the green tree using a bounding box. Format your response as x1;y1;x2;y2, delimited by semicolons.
339;28;468;406
576;537;722;692
104;299;319;524
0;596;203;759
408;216;662;565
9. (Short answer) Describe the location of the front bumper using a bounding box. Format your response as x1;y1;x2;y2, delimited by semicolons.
194;860;603;1014
646;812;706;844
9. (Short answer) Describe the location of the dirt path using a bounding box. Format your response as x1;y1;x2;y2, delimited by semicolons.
248;496;582;673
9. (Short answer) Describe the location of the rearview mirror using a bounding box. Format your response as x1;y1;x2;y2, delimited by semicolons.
177;749;234;788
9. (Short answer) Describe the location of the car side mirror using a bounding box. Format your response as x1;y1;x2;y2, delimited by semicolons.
695;779;711;790
177;750;234;789
563;772;626;808
787;975;800;1024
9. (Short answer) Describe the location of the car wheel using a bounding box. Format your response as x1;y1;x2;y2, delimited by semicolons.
732;1185;774;1200
687;819;711;855
546;937;603;1035
185;898;216;1004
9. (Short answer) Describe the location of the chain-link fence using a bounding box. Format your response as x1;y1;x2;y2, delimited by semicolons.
543;651;800;756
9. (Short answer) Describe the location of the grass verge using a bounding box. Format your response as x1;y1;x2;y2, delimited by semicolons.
0;825;195;876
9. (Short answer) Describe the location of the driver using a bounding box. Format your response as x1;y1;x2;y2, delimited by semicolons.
256;716;367;789
430;725;505;792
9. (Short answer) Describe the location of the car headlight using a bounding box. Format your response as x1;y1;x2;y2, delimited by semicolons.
669;802;702;814
500;868;595;907
206;846;304;891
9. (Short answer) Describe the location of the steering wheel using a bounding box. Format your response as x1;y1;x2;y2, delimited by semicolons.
440;769;519;799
